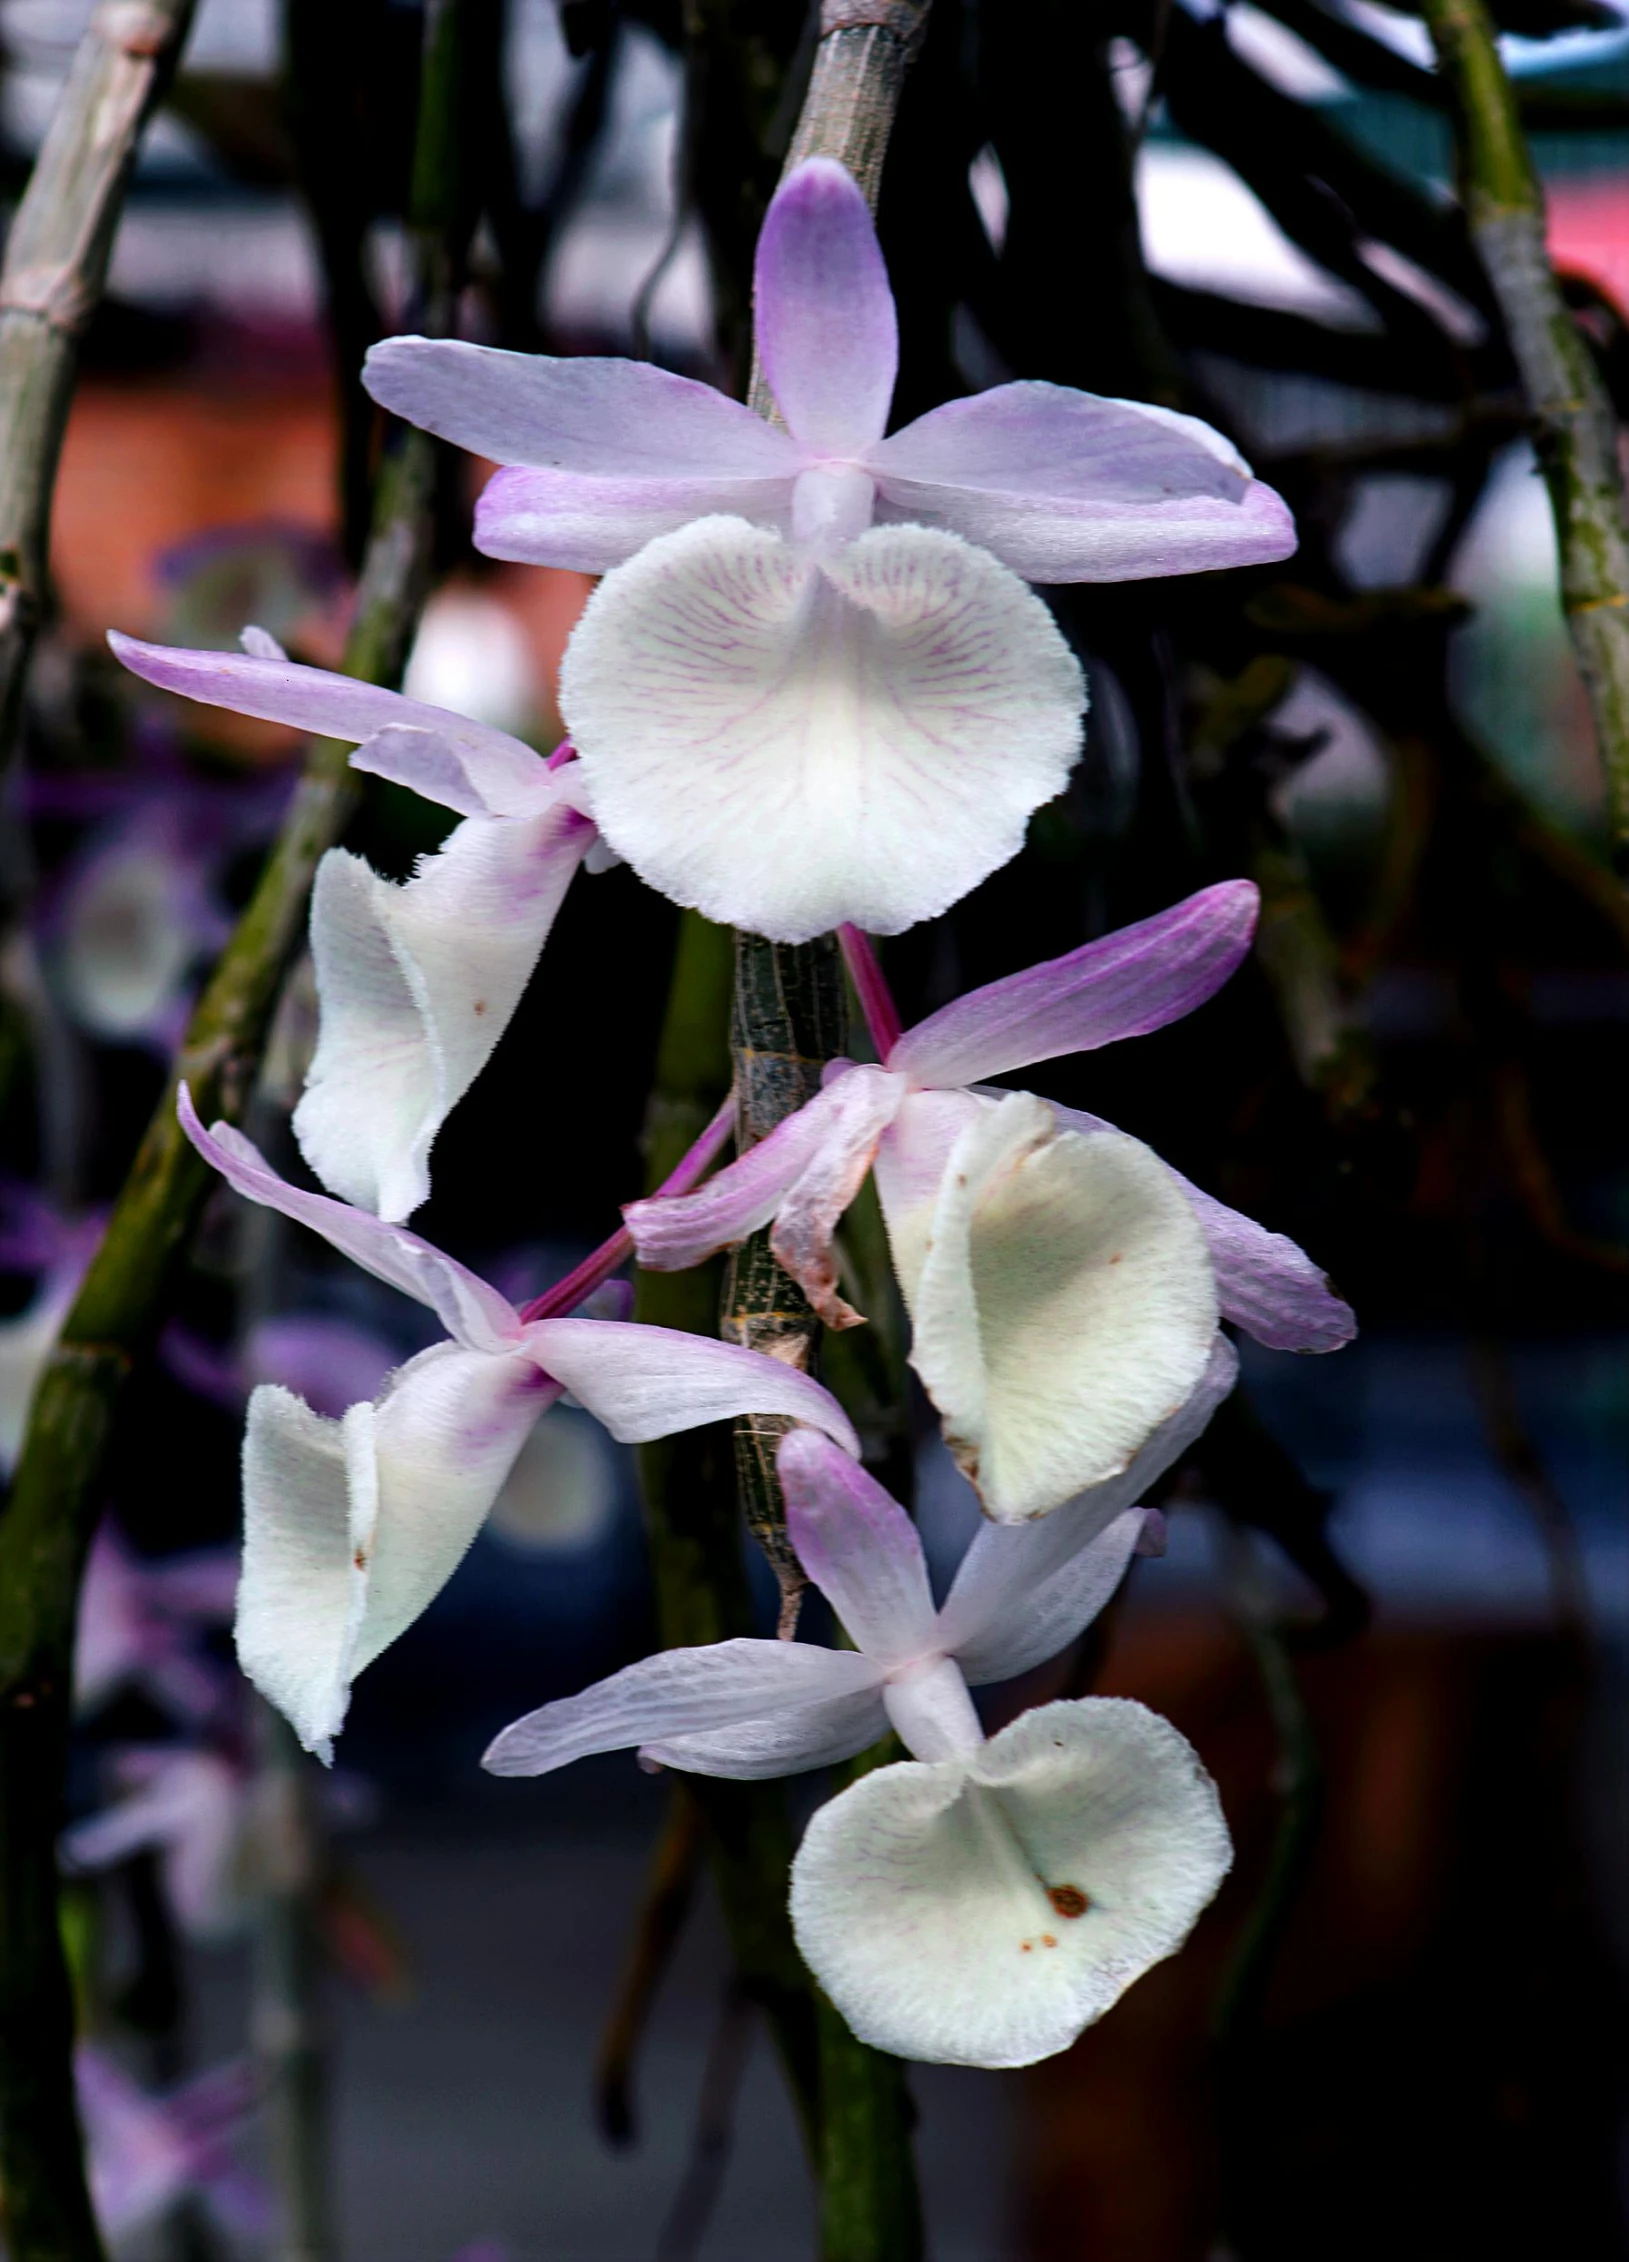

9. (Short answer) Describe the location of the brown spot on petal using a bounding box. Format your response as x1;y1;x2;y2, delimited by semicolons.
1048;1884;1089;1919
1108;1252;1122;1264
473;1000;488;1017
1020;1941;1032;1953
1041;1934;1058;1949
353;1548;367;1571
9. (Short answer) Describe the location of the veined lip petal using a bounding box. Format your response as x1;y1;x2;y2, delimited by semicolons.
559;516;1085;942
789;1696;1232;2068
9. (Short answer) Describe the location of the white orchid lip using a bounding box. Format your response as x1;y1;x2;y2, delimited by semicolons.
789;1697;1232;2069
558;514;1087;943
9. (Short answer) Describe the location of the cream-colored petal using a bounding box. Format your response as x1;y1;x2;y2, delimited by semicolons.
790;1697;1231;2067
907;1093;1217;1522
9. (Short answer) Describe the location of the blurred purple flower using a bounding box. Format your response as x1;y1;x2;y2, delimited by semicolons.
76;2046;270;2245
75;1526;237;1727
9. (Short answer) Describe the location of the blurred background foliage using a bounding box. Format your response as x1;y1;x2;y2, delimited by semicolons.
1;0;1626;2255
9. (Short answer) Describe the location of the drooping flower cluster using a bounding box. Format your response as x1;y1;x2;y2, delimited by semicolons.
108;155;1348;2069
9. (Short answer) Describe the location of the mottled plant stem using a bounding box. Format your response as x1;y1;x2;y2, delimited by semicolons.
721;929;847;1628
633;913;824;2150
0;41;468;2262
1422;0;1629;871
0;0;198;782
716;9;931;2255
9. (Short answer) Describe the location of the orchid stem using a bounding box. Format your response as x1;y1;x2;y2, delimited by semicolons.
1421;0;1629;876
630;910;824;2152
0;0;198;784
519;1088;735;1324
719;11;931;2252
837;926;904;1061
0;8;475;2247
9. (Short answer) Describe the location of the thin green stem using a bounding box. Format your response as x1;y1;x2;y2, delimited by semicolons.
1422;0;1629;873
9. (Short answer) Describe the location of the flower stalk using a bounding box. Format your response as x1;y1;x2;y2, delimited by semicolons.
719;6;932;2250
1421;0;1629;873
0;0;199;782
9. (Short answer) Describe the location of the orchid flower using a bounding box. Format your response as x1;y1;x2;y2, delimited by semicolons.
363;159;1295;942
75;1528;238;1726
178;1088;860;1759
75;2047;269;2246
62;1747;249;1941
111;628;603;1222
487;1379;1235;2068
627;881;1353;1522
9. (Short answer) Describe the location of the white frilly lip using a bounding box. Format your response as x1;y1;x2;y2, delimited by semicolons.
789;1696;1232;2068
558;516;1086;943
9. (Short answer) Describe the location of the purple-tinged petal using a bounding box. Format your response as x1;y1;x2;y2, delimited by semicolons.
869;382;1297;582
362;339;801;571
770;1066;908;1326
108;634;550;817
344;724;553;819
754;158;897;454
61;1749;245;1939
778;1429;937;1667
937;1335;1237;1682
483;1638;884;1777
641;1685;890;1779
475;464;796;574
526;1318;861;1456
623;1085;845;1273
1051;1106;1355;1352
559;517;1084;941
889;882;1258;1090
179;1087;519;1352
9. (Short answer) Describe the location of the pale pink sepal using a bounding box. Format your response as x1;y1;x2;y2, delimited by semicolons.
889;881;1258;1089
753;157;897;455
178;1087;519;1352
1052;1105;1355;1352
869;383;1297;583
363;339;799;573
525;1317;861;1457
483;1638;884;1777
778;1429;937;1668
108;632;551;818
937;1336;1237;1683
769;1066;908;1325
